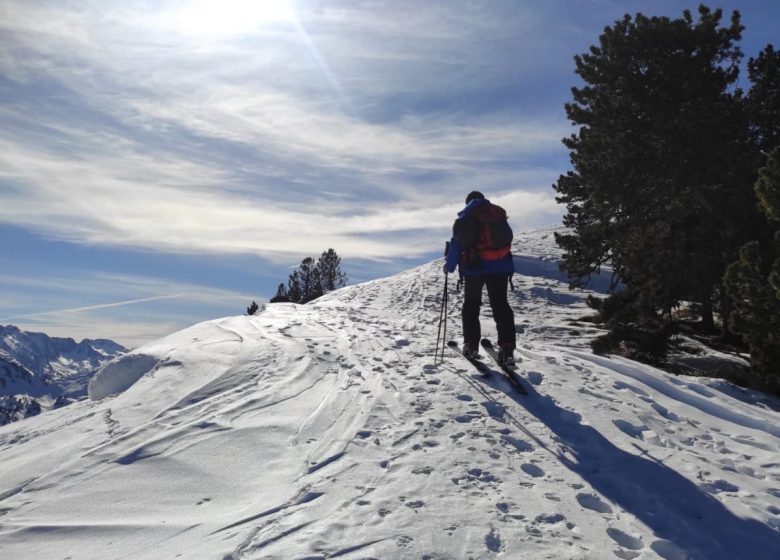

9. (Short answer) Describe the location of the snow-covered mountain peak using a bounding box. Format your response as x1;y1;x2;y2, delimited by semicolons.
0;325;127;424
1;227;778;559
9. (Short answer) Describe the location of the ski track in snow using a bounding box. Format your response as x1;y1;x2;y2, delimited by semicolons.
0;227;779;559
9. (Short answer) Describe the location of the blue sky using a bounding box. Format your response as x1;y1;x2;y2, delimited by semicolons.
1;0;778;347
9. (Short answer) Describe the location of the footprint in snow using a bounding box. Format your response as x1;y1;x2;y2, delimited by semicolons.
402;499;425;510
576;492;613;514
613;419;648;439
485;527;503;553
482;401;506;420
502;434;533;453
521;463;545;478
652;403;684;422
650;539;690;560
455;412;481;424
699;479;739;494
534;512;567;525
527;371;544;385
607;528;644;551
396;535;414;548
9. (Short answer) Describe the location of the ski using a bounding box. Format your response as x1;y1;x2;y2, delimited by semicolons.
447;341;491;376
480;339;528;395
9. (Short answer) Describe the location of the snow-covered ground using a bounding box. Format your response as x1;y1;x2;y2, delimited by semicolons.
0;227;778;559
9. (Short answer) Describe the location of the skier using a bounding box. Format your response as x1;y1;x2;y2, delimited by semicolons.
444;191;516;366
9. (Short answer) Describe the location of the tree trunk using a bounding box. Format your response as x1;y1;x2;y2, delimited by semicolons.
701;299;715;332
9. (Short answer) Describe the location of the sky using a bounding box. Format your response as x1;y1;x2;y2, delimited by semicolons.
1;0;778;348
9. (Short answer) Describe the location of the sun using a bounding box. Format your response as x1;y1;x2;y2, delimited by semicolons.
173;0;296;36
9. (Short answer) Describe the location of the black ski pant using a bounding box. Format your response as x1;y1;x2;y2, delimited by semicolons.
462;274;515;349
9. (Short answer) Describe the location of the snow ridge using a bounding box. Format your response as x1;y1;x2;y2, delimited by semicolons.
0;227;778;559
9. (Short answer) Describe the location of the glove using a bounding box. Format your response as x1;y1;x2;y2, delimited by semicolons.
443;264;449;274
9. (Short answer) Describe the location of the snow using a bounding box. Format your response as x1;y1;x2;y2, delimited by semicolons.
0;227;778;559
88;353;160;400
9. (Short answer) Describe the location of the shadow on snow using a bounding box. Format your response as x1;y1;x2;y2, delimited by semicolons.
502;380;780;560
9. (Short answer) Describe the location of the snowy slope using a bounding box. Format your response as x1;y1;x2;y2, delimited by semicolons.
0;227;778;560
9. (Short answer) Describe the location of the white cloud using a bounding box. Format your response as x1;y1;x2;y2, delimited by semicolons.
0;110;563;261
0;0;567;262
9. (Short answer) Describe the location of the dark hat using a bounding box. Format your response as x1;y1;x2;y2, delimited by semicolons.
465;190;485;204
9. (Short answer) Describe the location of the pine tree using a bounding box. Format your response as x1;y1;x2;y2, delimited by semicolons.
246;301;259;315
269;283;290;303
318;249;348;293
725;147;780;394
272;250;347;304
296;257;323;303
554;5;759;356
286;271;302;303
747;45;780;154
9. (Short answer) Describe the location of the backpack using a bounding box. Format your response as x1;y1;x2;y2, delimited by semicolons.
453;203;513;263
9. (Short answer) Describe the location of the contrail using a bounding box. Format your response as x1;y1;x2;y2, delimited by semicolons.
0;294;189;321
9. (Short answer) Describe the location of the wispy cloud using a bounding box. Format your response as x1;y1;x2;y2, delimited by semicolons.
0;294;190;322
0;0;567;263
0;269;261;346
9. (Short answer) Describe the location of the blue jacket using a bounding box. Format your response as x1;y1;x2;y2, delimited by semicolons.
444;198;515;276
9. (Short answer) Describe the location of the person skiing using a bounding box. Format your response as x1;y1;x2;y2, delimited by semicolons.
444;191;516;366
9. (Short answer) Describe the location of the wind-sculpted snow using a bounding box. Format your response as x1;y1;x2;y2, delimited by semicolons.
0;227;778;559
88;353;160;400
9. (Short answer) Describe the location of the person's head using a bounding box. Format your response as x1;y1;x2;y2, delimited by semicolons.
465;191;485;204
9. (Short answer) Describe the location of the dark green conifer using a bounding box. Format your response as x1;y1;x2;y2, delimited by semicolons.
747;45;780;154
725;148;780;393
318;249;348;293
270;283;290;303
554;5;760;356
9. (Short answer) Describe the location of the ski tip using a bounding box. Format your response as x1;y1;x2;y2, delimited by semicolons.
480;338;493;348
447;340;458;348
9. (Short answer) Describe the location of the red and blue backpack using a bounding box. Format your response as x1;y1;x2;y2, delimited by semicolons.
453;202;513;266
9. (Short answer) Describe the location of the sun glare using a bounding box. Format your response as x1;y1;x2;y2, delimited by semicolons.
174;0;296;36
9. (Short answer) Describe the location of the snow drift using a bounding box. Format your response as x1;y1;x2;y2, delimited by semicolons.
88;353;160;400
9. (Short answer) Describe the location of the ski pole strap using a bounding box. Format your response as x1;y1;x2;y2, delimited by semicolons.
508;275;515;292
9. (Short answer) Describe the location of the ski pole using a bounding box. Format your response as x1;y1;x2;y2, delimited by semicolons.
435;242;451;365
441;271;449;364
435;271;448;364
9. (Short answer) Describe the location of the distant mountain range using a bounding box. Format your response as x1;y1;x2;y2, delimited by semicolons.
0;324;126;425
